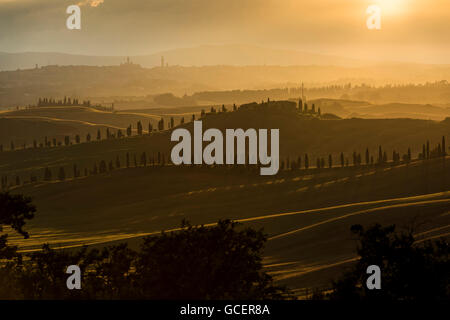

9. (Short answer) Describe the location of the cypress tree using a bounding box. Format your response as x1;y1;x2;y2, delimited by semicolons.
141;152;147;167
1;175;7;189
378;146;382;164
58;167;65;181
99;160;107;173
291;159;297;170
442;136;446;156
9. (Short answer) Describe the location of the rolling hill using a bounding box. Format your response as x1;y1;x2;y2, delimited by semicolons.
2;62;450;107
0;105;448;180
0;106;203;147
5;155;450;293
311;99;450;121
1;102;448;294
0;45;369;71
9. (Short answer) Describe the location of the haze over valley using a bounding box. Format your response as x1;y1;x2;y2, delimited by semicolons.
0;0;449;301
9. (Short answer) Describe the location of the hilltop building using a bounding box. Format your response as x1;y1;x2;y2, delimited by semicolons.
301;82;306;107
239;100;297;114
120;57;141;68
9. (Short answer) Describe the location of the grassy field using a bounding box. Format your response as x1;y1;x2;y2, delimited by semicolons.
1;104;449;294
0;105;204;147
310;99;450;121
5;156;449;293
0;107;448;182
0;117;117;147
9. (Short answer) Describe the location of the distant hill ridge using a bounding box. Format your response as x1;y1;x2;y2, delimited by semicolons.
0;45;369;71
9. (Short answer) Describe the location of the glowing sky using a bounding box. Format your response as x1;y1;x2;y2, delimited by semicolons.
0;0;449;63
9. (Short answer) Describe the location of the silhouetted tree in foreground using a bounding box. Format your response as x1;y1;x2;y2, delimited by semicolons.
0;198;289;300
324;224;449;301
0;192;36;239
130;220;288;300
0;193;35;298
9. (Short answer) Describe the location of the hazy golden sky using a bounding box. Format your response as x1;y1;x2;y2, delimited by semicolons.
1;0;449;63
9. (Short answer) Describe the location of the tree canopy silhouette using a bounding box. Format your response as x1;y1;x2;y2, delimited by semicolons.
327;224;449;301
0;218;289;300
0;192;36;239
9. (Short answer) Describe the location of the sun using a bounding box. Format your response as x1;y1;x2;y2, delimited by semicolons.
374;0;408;15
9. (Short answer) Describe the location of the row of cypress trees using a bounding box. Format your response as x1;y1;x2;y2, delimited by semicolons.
1;137;446;188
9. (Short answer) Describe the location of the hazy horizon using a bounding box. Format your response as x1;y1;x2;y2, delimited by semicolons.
1;44;450;66
1;0;449;304
1;0;450;64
